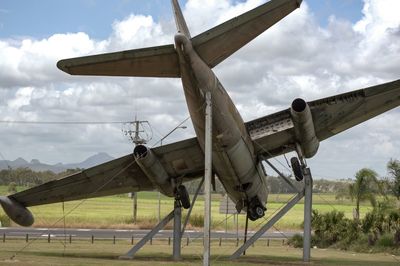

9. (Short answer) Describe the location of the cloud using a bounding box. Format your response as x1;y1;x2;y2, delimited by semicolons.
0;0;399;178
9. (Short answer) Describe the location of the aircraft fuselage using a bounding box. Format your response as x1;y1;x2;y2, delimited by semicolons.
174;34;268;216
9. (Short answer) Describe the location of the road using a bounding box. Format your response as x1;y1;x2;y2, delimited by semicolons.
0;227;298;240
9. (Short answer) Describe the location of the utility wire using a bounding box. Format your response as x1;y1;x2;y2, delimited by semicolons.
0;120;132;125
9;159;137;260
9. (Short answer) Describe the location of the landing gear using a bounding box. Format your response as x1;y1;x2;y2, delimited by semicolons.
291;157;304;181
247;197;266;221
291;143;308;182
175;185;190;209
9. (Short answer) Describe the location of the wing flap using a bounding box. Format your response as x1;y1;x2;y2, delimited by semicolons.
310;79;400;141
10;154;150;207
247;79;400;158
192;0;302;68
6;137;204;208
57;44;180;77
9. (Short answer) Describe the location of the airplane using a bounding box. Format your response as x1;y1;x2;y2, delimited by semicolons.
1;0;400;227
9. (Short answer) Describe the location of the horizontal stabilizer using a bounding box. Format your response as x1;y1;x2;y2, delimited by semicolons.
57;44;180;77
192;0;302;68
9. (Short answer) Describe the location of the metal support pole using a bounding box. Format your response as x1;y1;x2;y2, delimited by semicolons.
120;209;175;259
173;201;182;261
230;191;304;259
303;167;313;262
133;192;137;224
203;91;212;266
158;192;161;223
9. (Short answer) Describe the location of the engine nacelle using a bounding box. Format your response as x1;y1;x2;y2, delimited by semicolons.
133;145;174;197
290;98;319;158
0;196;34;226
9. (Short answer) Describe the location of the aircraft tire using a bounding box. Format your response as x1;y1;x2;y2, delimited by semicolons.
177;185;191;209
291;157;304;181
255;206;265;218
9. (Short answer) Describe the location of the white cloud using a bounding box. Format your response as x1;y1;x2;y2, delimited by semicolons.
0;0;399;178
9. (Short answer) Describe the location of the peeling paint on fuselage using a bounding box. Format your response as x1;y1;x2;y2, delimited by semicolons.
174;34;268;212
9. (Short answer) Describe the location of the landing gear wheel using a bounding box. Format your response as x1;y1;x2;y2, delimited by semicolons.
255;206;265;218
248;209;258;221
177;185;191;209
291;157;304;181
248;206;266;221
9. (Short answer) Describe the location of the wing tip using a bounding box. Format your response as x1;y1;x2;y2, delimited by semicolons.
56;59;72;75
0;196;34;227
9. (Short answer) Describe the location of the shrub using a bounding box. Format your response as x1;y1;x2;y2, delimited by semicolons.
288;233;303;248
0;214;11;227
311;210;361;249
189;214;204;227
378;233;394;247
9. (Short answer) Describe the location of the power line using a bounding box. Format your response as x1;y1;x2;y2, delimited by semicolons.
0;120;132;125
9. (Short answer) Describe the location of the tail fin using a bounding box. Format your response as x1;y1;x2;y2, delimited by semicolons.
192;0;302;68
171;0;191;38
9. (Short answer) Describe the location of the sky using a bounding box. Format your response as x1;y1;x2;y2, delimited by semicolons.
0;0;399;180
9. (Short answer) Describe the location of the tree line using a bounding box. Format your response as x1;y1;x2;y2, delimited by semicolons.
1;159;399;199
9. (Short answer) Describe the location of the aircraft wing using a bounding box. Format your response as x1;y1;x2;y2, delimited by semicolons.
57;44;180;77
192;0;302;68
6;137;204;208
247;79;400;158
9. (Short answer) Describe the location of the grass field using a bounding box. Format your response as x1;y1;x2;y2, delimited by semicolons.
0;186;376;231
0;238;399;265
1;186;399;265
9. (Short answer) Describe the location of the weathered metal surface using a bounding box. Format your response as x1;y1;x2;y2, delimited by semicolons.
192;0;302;68
57;44;180;77
247;79;400;159
133;145;174;196
203;91;212;266
303;168;313;262
0;196;34;226
290;98;319;158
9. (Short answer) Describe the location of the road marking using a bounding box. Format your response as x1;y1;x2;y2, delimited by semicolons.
77;229;91;231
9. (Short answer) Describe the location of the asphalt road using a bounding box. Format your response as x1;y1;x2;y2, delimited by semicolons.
0;227;298;240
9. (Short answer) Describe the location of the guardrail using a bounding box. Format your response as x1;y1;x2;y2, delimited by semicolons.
1;232;288;247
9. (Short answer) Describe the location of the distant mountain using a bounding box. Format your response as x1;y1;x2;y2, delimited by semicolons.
64;152;114;169
0;153;115;173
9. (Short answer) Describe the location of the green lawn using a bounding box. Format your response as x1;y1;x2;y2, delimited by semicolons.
0;239;399;265
0;185;377;230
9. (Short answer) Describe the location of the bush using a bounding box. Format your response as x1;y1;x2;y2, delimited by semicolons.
378;233;395;247
311;210;360;248
288;233;303;248
0;214;11;227
189;214;204;227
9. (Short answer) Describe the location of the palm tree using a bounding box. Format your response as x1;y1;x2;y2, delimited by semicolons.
349;168;380;220
387;159;400;200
